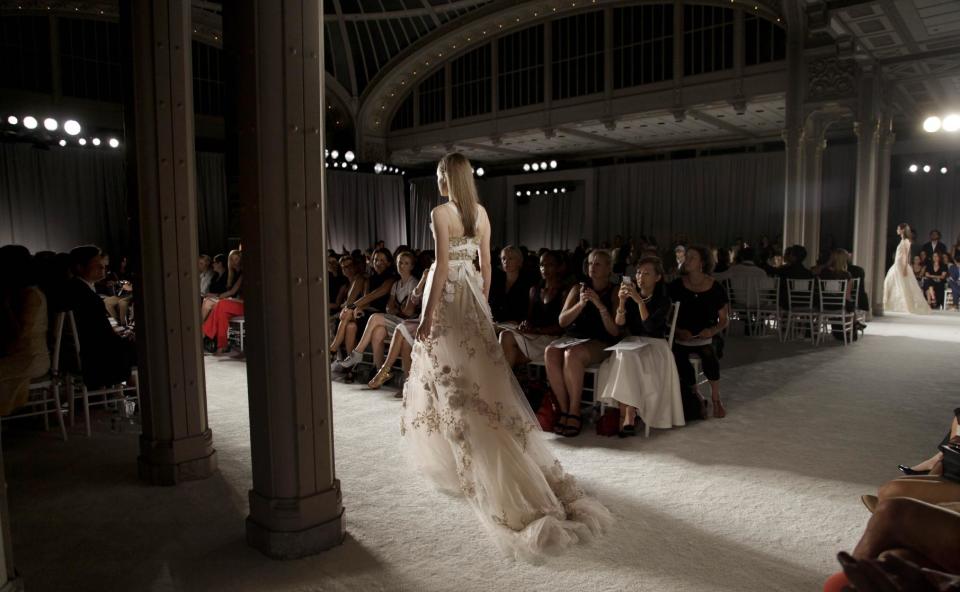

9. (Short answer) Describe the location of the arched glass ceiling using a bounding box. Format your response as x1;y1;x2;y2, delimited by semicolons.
324;0;494;98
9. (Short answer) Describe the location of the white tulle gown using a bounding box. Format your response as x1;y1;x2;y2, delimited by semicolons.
401;205;611;561
883;239;931;314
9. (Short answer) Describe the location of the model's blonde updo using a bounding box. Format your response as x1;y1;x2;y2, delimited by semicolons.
439;152;479;237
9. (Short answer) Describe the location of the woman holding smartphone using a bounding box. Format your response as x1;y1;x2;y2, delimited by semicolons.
598;256;683;436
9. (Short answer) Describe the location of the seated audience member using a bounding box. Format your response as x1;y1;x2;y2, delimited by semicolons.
767;245;814;307
669;245;729;421
818;249;857;340
830;501;960;592
713;247;731;275
201;251;241;322
96;253;133;326
0;245;51;415
368;273;428;392
499;250;569;367
952;235;960;264
206;254;228;295
672;244;686;275
64;245;137;389
923;251;948;309
327;254;348;313
947;254;960;310
544;250;620;438
846;250;870;313
598;256;683;437
921;229;948;260
329;248;397;379
337;251;419;371
198;254;214;298
202;250;244;354
331;254;365;321
489;245;532;324
913;253;927;286
716;246;767;283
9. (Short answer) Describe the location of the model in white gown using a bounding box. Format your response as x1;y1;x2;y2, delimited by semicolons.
401;162;610;561
883;230;931;315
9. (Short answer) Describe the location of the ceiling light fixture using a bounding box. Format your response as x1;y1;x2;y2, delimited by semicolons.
476;167;485;177
344;150;355;162
92;137;101;146
943;114;960;132
6;115;17;125
108;138;119;148
78;138;87;146
908;164;918;173
63;119;81;135
22;116;37;129
43;117;58;131
923;164;931;173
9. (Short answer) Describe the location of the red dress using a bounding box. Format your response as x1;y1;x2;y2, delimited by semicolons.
203;298;244;350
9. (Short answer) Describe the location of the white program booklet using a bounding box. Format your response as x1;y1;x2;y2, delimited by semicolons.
604;337;651;352
549;337;593;350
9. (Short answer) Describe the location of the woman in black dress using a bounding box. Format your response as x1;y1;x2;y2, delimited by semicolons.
668;245;729;420
544;250;621;437
499;250;569;367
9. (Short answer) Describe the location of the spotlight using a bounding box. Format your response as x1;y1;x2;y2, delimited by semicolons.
108;138;119;148
43;117;58;131
324;162;329;168
344;150;355;162
549;160;557;169
561;188;567;193
6;115;17;125
923;164;931;173
92;137;101;146
531;163;540;171
22;116;37;129
535;190;541;195
63;120;81;135
325;149;329;157
943;114;960;132
908;164;918;173
351;164;358;171
58;139;66;146
331;149;339;159
539;161;547;170
941;166;949;175
923;116;942;133
516;191;521;197
374;163;383;174
525;190;531;196
523;163;531;172
553;188;559;194
476;167;485;177
78;138;87;146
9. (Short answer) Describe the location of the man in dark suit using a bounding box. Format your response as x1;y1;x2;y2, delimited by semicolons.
65;245;137;389
921;230;947;260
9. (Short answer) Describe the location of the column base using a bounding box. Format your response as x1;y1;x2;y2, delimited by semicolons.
138;429;218;486
246;509;345;560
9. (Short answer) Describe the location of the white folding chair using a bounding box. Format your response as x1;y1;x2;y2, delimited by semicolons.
227;316;246;352
753;277;782;338
725;278;752;334
2;312;69;441
786;279;817;344
61;311;140;437
818;279;855;345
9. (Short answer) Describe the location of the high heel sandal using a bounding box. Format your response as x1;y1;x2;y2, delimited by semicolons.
563;414;583;438
897;464;929;476
367;367;393;390
712;398;727;418
553;413;569;435
860;494;879;513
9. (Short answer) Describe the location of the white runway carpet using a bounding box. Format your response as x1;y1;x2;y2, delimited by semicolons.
5;313;958;591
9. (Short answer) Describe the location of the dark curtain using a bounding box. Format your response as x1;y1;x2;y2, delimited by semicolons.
595;152;786;248
819;143;857;254
0;143;231;257
889;151;960;264
408;176;508;250
325;170;407;251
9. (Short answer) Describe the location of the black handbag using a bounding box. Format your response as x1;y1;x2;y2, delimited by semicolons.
939;441;960;483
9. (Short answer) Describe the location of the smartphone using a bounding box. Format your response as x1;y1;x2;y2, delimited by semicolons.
621;276;633;286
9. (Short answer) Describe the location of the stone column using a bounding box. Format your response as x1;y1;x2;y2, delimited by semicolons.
232;0;345;559
872;118;895;314
782;126;806;249
852;116;882;314
122;0;217;485
800;128;826;264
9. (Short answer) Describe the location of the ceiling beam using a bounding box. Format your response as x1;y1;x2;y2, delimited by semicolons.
554;126;642;150
879;46;960;66
687;109;759;138
455;141;531;157
418;0;442;27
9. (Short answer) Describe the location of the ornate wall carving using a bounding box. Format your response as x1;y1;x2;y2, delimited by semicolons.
807;57;857;101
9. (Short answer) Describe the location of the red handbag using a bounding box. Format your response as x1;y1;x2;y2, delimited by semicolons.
595;406;621;437
536;390;559;432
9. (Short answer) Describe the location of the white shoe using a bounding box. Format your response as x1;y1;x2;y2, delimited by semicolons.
331;357;345;373
340;350;363;369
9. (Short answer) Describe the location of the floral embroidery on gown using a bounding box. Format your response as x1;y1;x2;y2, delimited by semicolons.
401;207;611;561
883;239;931;314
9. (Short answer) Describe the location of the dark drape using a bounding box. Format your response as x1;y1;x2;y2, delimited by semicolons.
594;152;786;247
819;143;857;253
889;151;960;264
408;176;509;250
0;142;231;257
325;170;407;251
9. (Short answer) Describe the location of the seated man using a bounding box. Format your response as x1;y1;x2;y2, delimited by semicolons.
65;245;137;389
